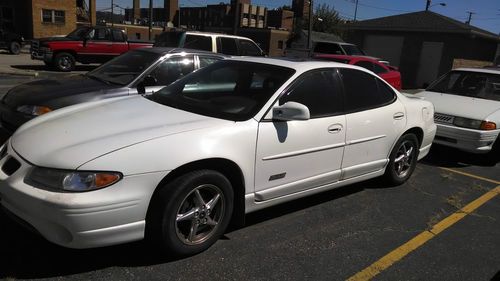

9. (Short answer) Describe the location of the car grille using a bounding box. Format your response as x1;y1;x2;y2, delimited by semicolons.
434;113;454;124
2;157;21;176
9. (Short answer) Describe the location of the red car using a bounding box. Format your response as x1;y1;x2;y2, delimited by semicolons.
314;54;402;90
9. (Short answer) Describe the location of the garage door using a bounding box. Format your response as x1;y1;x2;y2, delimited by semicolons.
363;35;404;67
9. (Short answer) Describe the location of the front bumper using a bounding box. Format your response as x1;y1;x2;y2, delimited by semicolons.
434;123;499;154
30;49;53;62
0;141;169;248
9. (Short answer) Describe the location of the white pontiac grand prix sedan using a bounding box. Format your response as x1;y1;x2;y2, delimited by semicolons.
0;57;436;256
416;67;500;157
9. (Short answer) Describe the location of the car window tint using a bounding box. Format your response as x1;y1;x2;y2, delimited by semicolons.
354;61;374;72
93;28;111;40
239;40;262;56
152;56;195;85
376;79;397;102
372;63;388;74
428;71;500;101
184;35;212;51
220;37;238;55
111;29;125;42
339;68;395;113
314;42;343;55
199;56;222;68
280;70;343;118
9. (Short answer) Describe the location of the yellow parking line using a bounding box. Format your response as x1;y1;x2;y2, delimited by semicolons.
347;186;500;281
439;167;500;185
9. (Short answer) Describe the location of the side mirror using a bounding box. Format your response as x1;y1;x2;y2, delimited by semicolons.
137;75;157;95
272;102;310;121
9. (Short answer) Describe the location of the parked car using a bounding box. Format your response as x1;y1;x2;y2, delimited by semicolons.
0;28;24;55
0;48;225;133
314;54;402;90
0;57;436;256
416;68;500;157
30;26;153;71
155;31;265;56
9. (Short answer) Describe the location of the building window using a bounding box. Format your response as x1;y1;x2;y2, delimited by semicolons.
42;9;65;24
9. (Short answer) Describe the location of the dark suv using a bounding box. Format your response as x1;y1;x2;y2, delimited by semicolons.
0;28;24;55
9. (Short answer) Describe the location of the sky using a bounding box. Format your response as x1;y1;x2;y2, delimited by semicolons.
96;0;500;34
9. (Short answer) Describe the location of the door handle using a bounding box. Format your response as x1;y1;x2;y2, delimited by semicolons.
327;124;343;133
393;112;405;120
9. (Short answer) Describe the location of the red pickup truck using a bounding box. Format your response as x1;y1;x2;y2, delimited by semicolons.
30;26;153;71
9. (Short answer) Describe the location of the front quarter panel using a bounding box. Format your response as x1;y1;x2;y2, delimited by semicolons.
78;119;259;195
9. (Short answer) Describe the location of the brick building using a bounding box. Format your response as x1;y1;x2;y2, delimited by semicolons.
0;0;96;39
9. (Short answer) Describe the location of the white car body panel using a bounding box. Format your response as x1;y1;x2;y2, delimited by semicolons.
0;57;436;249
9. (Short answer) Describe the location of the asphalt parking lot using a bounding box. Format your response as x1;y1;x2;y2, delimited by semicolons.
0;54;499;281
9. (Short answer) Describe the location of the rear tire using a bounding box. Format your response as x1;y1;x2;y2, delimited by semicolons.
54;52;75;72
384;134;419;185
8;41;21;55
146;170;234;257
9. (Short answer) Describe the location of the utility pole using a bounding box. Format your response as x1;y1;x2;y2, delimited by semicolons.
425;0;431;11
353;0;359;21
111;0;114;26
465;11;475;25
233;0;240;35
307;0;313;55
149;0;153;40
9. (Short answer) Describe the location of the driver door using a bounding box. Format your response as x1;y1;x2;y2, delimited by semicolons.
254;69;346;201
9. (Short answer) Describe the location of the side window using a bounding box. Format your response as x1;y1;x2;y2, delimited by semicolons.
313;42;343;55
112;29;126;42
184;35;212;51
239;40;262;56
93;28;111;41
280;70;343;118
151;56;195;85
354;61;374;72
219;37;238;55
339;68;395;113
372;63;388;74
198;56;222;68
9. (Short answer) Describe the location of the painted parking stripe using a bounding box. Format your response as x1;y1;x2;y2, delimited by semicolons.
347;185;500;281
439;167;500;185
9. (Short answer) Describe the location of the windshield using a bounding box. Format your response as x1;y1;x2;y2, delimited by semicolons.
86;50;160;85
342;44;365;56
427;70;500;102
149;60;296;121
66;27;91;39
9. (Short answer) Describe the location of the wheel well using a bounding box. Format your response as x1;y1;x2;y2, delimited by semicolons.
403;127;424;147
53;50;76;59
147;158;246;228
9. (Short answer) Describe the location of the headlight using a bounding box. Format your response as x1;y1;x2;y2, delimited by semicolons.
27;167;122;192
453;117;496;130
17;105;52;116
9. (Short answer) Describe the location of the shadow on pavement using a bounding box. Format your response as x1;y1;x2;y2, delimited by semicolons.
0;179;378;279
11;64;97;72
422;144;499;168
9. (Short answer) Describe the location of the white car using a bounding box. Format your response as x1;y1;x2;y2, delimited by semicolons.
416;68;500;155
0;57;436;256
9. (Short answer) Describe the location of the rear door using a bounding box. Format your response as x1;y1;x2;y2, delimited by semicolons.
339;68;406;179
254;69;346;201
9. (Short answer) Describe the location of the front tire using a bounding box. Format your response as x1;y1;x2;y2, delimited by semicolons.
384;134;419;185
147;170;234;257
9;41;21;55
54;52;75;72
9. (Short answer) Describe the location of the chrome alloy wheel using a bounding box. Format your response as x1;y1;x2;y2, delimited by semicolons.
175;184;225;245
393;140;414;178
58;56;72;71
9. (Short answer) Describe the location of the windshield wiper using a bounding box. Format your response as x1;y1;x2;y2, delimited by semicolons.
86;74;122;86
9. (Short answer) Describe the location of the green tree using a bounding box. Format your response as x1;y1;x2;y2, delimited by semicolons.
313;4;345;35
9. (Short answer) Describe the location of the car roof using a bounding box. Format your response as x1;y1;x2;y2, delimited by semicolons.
134;47;228;57
225;56;364;72
185;31;253;40
452;67;500;75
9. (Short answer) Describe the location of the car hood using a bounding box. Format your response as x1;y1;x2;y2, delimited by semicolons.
11;96;232;169
415;90;500;120
3;75;118;107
